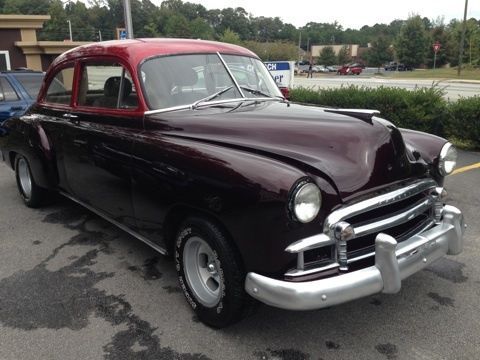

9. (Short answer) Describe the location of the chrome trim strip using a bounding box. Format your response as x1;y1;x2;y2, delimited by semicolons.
285;233;333;253
347;219;436;264
346;251;375;264
285;261;339;277
246;205;464;311
354;197;434;237
144;97;278;115
324;108;380;122
216;51;245;98
59;191;168;255
285;179;437;255
324;179;437;233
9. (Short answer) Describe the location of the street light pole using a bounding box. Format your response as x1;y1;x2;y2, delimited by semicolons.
298;31;302;61
123;0;134;39
457;0;468;76
67;19;72;41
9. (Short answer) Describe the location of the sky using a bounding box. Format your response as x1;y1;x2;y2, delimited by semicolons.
161;0;480;29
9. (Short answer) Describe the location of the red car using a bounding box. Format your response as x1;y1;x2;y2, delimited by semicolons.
337;64;363;75
0;39;464;328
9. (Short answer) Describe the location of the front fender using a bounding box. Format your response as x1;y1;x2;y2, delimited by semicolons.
400;128;447;184
131;134;340;277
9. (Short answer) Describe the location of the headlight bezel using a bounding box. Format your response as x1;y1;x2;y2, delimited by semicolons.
438;142;457;176
289;180;322;224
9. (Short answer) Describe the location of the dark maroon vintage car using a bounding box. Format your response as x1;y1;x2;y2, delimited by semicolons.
0;39;464;328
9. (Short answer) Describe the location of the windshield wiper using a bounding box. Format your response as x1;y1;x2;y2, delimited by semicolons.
239;86;287;102
191;85;234;109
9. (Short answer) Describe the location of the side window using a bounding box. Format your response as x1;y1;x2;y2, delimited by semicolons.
78;63;138;109
45;66;74;105
0;77;19;102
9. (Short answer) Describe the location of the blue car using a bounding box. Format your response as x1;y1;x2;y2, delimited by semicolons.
0;70;44;123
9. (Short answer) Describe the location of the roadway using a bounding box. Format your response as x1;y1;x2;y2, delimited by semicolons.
294;73;480;101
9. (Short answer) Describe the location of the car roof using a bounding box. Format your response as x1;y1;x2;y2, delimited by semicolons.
51;38;259;69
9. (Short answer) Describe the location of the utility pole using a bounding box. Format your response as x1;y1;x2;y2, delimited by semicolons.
298;31;302;61
67;19;72;41
98;30;102;42
123;0;134;39
457;0;468;76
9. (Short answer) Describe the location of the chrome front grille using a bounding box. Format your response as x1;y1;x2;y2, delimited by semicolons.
285;179;441;280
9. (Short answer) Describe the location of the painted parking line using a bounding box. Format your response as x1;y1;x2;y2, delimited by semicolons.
452;162;480;175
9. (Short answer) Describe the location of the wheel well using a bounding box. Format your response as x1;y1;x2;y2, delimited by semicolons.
163;205;245;269
9;151;17;169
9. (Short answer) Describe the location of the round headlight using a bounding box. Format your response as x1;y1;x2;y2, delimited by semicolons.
292;182;321;223
438;142;457;176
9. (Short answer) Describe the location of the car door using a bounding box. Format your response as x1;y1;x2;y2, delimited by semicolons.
0;75;29;123
61;59;142;225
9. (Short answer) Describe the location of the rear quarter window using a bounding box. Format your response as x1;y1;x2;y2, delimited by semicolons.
45;66;75;105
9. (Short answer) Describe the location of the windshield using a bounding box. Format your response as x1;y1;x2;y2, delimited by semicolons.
140;53;282;111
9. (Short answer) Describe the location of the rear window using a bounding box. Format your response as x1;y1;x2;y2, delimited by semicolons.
13;73;44;99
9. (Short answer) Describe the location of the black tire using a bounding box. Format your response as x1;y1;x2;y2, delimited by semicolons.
15;155;48;208
175;216;254;328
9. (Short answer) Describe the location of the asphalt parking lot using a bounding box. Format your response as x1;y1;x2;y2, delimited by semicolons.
0;151;479;360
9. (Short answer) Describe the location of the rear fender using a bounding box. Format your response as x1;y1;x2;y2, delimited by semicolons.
4;117;57;190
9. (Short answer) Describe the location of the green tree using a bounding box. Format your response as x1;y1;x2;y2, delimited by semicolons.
164;13;191;38
337;45;351;65
219;28;242;45
189;17;214;40
217;7;251;40
395;15;429;67
2;0;50;14
38;0;68;41
366;37;393;69
447;18;480;66
318;46;337;65
426;23;450;68
243;41;297;60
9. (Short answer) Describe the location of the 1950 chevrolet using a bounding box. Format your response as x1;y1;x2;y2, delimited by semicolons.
0;39;464;328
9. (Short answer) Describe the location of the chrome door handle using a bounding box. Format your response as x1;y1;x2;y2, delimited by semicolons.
62;113;78;119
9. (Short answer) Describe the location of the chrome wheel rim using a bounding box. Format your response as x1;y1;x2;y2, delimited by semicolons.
18;158;32;199
183;236;222;307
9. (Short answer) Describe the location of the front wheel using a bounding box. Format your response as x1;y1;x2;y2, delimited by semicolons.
175;216;254;328
15;155;48;208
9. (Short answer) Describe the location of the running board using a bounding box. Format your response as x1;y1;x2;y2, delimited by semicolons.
59;191;168;255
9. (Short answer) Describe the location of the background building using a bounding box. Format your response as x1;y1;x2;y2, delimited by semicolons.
0;15;90;71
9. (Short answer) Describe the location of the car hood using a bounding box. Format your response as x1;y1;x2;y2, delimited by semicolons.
147;101;427;200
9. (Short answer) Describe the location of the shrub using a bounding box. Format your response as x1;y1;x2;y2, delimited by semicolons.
290;85;448;135
446;96;480;149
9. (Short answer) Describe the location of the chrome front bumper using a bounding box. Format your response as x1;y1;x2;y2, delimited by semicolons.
245;205;465;310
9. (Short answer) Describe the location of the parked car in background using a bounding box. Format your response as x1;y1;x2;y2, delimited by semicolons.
294;60;312;74
0;39;464;328
0;70;44;123
326;65;339;72
384;62;414;71
337;63;363;75
312;65;329;73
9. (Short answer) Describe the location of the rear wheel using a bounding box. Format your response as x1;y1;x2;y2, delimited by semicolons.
175;216;254;328
15;155;48;208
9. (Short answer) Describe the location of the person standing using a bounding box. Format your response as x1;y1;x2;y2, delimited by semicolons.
307;63;313;78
